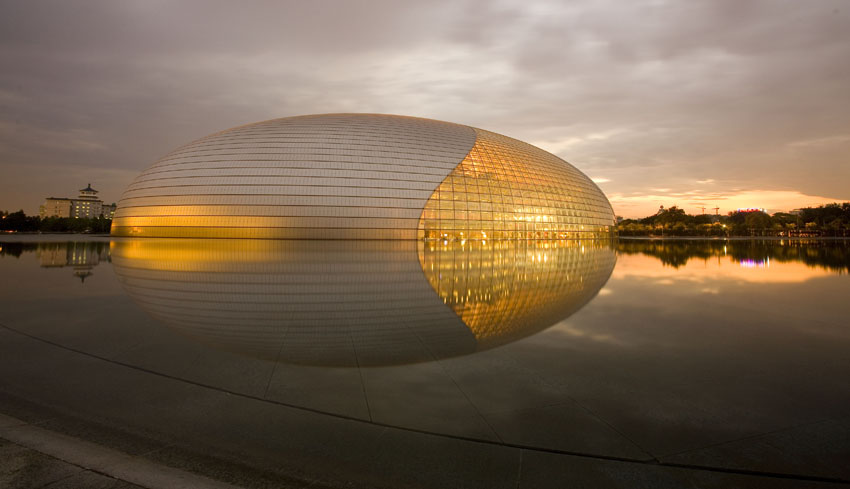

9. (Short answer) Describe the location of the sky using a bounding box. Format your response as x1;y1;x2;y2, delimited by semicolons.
1;0;848;218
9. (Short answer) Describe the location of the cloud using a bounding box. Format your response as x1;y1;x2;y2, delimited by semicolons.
610;188;845;217
1;0;849;213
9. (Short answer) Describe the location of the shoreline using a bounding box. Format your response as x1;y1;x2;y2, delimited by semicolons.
0;233;112;242
2;232;849;243
618;235;850;241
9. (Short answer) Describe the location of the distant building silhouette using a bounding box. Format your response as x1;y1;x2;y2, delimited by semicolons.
39;184;116;219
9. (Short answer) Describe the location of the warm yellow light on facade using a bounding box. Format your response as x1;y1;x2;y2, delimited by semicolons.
110;114;614;240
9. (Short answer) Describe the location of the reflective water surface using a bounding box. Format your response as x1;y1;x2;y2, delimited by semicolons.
109;239;615;366
1;237;849;484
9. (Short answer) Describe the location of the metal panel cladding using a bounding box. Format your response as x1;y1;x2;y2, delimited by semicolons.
111;114;615;239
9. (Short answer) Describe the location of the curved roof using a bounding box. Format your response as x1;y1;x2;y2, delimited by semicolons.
111;114;614;239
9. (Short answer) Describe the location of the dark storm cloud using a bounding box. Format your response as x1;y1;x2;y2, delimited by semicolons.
1;0;848;215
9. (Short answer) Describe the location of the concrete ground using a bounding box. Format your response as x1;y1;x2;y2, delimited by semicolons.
1;323;847;489
1;436;144;489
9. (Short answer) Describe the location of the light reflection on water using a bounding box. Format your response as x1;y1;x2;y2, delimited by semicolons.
1;237;847;361
1;237;850;468
738;258;767;268
107;238;615;366
613;239;848;285
616;239;849;274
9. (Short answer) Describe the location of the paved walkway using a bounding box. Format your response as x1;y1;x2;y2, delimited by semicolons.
1;436;143;489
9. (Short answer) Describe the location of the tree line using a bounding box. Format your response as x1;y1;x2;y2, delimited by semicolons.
0;210;112;233
618;203;850;237
4;203;849;237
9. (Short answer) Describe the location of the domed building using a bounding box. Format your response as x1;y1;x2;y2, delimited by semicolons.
111;114;615;239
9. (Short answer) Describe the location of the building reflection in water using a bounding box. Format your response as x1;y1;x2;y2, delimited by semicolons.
35;241;111;282
419;240;616;351
110;239;616;366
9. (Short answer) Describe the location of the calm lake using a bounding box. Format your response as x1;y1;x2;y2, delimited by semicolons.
1;237;848;487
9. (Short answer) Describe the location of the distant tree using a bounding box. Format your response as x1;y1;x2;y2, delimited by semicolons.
618;221;651;236
655;206;688;226
801;203;846;229
745;211;772;230
616;203;850;237
826;218;846;236
692;214;712;225
671;222;688;235
0;210;39;232
771;212;797;229
0;210;112;234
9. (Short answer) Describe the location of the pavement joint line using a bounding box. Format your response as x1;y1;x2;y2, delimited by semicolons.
513;449;523;489
0;414;243;489
0;412;30;429
35;467;89;489
656;416;838;460
3;321;850;485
